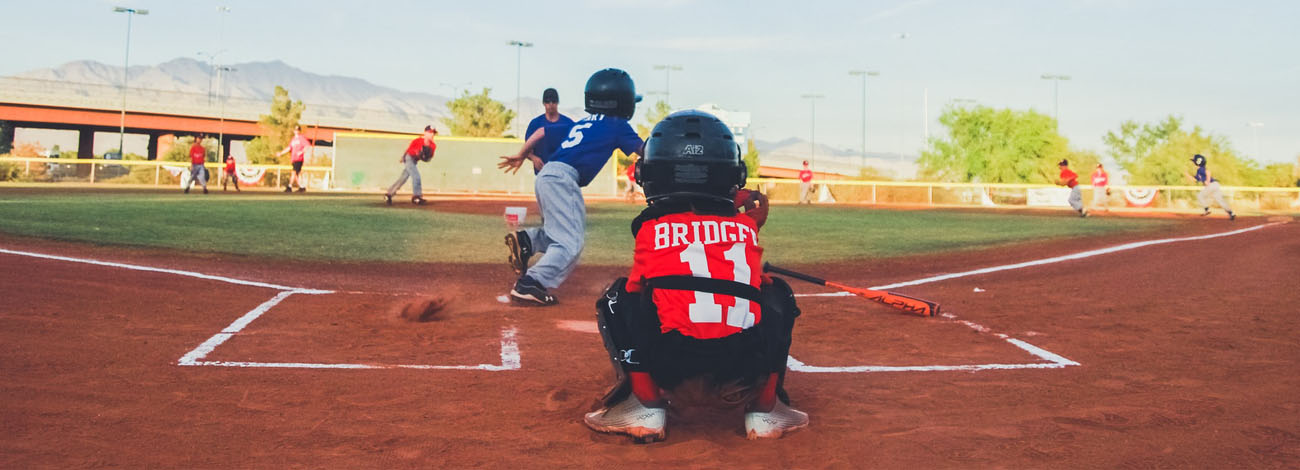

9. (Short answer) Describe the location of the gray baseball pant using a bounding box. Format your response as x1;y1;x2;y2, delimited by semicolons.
524;162;585;289
387;157;422;197
1198;181;1232;212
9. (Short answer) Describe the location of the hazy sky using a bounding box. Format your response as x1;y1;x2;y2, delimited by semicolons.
3;0;1297;164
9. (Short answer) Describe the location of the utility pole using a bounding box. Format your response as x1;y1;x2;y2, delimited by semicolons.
1041;74;1071;129
113;6;148;158
507;40;533;136
800;93;824;171
652;64;683;106
848;69;880;170
217;66;236;160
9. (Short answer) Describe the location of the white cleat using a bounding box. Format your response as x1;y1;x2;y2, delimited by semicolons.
745;401;809;440
583;395;667;444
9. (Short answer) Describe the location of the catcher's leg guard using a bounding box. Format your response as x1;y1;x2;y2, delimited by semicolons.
759;276;801;404
595;278;659;406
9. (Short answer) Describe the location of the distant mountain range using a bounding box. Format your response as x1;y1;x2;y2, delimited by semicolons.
11;58;917;176
13;58;579;135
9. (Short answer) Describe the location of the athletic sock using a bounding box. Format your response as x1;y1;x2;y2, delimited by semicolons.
629;372;661;404
754;372;781;411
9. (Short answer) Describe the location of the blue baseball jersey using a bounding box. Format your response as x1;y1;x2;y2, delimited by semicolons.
1194;166;1217;184
547;114;643;187
525;113;574;163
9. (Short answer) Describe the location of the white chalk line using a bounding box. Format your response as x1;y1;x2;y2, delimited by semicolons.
0;247;519;371
0;248;332;294
784;223;1279;373
181;327;522;371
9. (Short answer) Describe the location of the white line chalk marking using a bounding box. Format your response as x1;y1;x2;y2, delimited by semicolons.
780;224;1283;373
0;247;519;372
874;223;1278;290
180;327;521;371
0;248;332;294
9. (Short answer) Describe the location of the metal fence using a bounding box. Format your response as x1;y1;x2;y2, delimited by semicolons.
746;178;1300;213
0;156;332;190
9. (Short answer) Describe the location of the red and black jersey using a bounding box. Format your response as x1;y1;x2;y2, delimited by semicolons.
627;210;764;340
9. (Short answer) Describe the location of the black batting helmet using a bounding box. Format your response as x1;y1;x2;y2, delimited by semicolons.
584;68;640;120
636;110;746;205
1191;154;1206;166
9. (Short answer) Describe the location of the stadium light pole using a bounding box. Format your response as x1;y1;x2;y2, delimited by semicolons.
652;64;683;107
894;32;909;163
507;40;533;137
1041;74;1071;129
217;66;236;160
848;69;880;170
801;93;824;172
1247;122;1264;159
113;6;148;158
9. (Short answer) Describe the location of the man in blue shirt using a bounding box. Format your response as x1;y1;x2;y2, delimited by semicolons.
1188;154;1235;220
522;88;574;173
499;68;644;305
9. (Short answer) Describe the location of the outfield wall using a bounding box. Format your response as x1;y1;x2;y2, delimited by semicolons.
331;133;619;197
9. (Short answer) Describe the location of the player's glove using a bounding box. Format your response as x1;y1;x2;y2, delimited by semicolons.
419;146;433;162
1105;188;1112;196
734;189;769;230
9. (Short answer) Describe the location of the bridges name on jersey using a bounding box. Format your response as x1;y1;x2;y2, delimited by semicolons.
628;211;764;340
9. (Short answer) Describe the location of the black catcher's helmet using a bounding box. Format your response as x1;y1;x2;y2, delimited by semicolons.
636;110;746;205
584;68;641;120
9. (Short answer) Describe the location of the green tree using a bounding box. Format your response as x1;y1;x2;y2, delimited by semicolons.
1102;115;1183;171
245;86;305;165
162;136;218;163
918;105;1094;183
743;139;760;178
634;100;673;138
442;88;515;138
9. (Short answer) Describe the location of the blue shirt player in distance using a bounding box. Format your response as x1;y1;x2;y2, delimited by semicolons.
499;68;644;305
523;87;574;173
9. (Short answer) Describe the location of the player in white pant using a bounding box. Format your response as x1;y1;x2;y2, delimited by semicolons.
1188;154;1235;220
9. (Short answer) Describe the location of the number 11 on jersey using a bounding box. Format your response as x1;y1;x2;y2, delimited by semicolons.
679;241;755;328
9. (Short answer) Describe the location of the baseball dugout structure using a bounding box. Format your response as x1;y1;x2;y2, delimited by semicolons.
330;132;620;197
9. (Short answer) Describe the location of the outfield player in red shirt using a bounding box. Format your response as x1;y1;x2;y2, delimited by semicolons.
1090;163;1109;212
1057;159;1086;217
385;125;437;205
183;136;208;194
275;126;312;192
584;110;806;443
798;160;814;204
221;154;240;192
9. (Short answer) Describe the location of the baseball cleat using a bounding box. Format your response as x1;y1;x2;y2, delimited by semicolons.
412;196;426;205
384;194;393;205
509;275;556;306
505;231;534;274
745;401;809;440
1229;212;1236;221
1200;208;1211;216
584;395;667;444
297;187;306;193
284;186;292;193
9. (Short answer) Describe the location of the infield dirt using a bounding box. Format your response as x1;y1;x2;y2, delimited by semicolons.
1;219;1297;468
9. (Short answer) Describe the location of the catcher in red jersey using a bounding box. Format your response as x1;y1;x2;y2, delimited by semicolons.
584;110;804;443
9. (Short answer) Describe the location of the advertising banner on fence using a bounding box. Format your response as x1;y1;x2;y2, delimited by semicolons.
1124;188;1159;207
1026;187;1071;207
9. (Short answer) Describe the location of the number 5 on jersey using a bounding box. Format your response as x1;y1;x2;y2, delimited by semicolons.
560;123;594;149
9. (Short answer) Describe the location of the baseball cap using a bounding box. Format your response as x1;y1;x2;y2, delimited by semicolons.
542;88;559;103
424;125;438;134
1058;159;1069;166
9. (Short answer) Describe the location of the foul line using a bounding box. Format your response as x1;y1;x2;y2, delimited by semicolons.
780;224;1283;373
874;222;1278;290
0;247;519;371
0;248;331;294
792;222;1280;297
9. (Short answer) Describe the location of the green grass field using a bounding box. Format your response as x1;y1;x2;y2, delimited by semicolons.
0;188;1182;266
